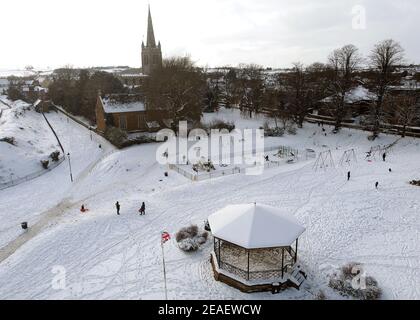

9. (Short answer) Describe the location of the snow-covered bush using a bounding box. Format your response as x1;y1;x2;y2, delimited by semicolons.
262;121;285;137
176;225;198;242
0;137;16;146
49;151;60;162
328;262;382;300
192;160;216;173
178;238;199;252
176;225;209;252
205;119;235;132
40;160;49;169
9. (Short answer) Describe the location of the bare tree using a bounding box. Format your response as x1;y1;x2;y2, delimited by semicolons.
369;39;405;138
284;62;327;128
144;56;206;128
384;94;419;137
264;88;291;130
326;44;362;131
287;62;308;128
237;64;264;118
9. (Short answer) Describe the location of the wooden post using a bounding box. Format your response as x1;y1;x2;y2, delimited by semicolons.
295;239;298;263
161;241;168;300
247;250;250;281
281;248;284;278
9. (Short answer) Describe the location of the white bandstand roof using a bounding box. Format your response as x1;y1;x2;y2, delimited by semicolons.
208;203;305;249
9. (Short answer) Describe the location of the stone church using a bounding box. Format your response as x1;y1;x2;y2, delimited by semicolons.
96;6;169;134
141;6;163;75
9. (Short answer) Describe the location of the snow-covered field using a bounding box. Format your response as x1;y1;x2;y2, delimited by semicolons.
0;107;419;300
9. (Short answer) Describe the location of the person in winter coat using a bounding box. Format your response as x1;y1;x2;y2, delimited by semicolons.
375;182;379;189
382;153;387;162
347;171;351;181
116;201;120;215
139;202;146;215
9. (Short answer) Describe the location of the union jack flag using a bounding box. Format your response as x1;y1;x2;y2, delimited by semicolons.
161;231;171;244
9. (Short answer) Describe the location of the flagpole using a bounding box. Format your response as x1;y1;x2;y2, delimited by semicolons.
161;238;168;300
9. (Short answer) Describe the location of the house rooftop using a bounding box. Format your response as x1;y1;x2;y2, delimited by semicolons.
321;85;377;104
101;94;145;114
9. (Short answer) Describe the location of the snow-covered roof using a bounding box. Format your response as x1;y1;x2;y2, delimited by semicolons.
322;86;377;104
34;86;48;92
101;95;145;114
208;203;305;249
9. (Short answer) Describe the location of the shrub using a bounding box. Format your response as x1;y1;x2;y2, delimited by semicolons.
314;290;327;300
104;126;128;148
205;119;235;132
176;225;199;242
0;137;16;146
175;224;209;252
178;238;199;252
41;160;49;169
264;127;284;137
328;262;382;300
49;151;60;162
287;126;297;135
193;160;216;173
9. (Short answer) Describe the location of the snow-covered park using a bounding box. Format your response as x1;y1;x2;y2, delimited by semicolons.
0;107;419;300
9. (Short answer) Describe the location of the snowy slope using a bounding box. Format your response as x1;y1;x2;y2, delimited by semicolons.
0;108;419;300
0;110;113;249
0;98;61;184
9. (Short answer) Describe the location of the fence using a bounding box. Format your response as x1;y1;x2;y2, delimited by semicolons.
0;157;65;191
169;144;301;182
305;114;420;138
214;245;295;282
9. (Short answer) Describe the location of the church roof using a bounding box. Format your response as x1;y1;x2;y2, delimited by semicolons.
146;5;156;47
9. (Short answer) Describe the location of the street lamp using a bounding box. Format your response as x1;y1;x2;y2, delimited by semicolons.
67;152;73;182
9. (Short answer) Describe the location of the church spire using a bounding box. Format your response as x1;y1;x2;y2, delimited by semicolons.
147;5;156;47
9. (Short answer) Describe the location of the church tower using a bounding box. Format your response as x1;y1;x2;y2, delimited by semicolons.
141;6;162;75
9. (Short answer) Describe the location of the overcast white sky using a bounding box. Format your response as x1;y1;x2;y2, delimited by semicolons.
0;0;419;70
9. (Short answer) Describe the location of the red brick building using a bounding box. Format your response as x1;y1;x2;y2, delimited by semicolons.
95;93;170;133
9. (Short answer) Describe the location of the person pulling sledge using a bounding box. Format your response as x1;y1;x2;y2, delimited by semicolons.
80;204;88;213
139;202;146;215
